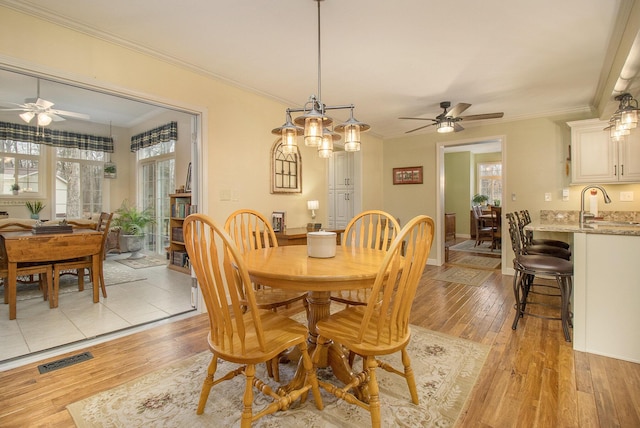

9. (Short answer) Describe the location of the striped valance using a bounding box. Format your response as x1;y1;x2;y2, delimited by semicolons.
130;121;178;152
0;121;114;153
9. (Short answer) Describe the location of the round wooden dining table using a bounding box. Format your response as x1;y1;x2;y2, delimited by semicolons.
242;244;386;389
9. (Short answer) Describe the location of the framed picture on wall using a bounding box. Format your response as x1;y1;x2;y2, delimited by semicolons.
392;166;423;185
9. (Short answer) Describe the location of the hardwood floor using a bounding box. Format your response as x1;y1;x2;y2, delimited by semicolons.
0;244;638;427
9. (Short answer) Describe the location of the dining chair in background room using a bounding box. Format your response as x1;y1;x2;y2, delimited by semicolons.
473;205;494;248
0;222;53;308
490;205;502;250
225;208;309;380
52;212;112;305
183;213;323;426
330;210;400;307
312;215;435;428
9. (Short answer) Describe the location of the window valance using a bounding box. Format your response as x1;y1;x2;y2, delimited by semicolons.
130;121;178;152
0;121;114;153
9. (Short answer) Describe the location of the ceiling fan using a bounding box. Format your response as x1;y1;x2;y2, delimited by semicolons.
0;79;90;126
399;101;504;134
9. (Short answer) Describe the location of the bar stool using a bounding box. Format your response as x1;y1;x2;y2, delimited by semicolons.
507;213;571;260
507;212;574;341
519;210;571;249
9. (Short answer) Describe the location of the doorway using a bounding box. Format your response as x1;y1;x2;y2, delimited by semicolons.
436;136;506;268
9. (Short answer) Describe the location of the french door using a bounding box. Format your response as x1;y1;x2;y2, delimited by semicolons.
141;157;175;255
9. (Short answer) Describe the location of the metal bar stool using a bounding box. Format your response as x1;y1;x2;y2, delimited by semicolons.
506;212;574;341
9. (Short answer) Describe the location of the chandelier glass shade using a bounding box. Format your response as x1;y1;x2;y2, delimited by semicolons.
272;0;369;158
607;93;640;141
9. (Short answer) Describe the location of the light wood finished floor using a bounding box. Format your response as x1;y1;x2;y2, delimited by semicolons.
0;245;638;427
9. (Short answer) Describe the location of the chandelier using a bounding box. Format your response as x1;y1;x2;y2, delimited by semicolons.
272;0;369;158
607;93;639;142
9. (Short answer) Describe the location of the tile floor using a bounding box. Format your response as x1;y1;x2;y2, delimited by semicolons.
0;252;194;365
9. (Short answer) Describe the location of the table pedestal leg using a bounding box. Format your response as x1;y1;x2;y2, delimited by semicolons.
279;291;358;397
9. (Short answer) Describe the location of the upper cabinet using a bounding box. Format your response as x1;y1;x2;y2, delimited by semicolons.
569;119;640;184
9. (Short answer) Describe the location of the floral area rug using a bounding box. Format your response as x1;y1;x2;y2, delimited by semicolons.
431;267;494;287
13;262;145;301
67;325;489;427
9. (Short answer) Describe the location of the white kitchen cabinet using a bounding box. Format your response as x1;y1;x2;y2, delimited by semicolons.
327;151;355;229
569;119;640;183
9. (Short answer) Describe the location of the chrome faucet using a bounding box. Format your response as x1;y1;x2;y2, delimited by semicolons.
580;185;612;225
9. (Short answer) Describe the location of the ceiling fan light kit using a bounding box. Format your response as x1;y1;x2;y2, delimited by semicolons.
1;78;90;127
271;0;369;158
400;101;504;134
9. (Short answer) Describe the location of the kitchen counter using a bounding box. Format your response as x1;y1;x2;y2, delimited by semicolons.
526;218;640;363
526;221;640;236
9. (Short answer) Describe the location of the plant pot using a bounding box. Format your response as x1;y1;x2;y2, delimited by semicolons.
30;213;39;220
12;190;18;195
121;234;145;259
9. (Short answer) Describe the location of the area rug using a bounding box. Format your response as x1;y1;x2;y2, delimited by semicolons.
430;266;493;287
452;255;501;270
67;325;489;427
449;239;500;255
14;263;146;301
116;255;166;269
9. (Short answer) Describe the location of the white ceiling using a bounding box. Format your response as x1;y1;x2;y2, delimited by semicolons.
0;0;632;138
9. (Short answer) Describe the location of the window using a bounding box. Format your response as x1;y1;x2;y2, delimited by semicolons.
0;140;42;194
478;161;502;204
55;147;106;218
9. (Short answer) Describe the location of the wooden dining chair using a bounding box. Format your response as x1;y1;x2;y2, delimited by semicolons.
183;213;323;426
330;210;400;306
312;215;435;428
0;222;54;307
225;209;310;380
224;209;308;313
472;205;494;247
52;212;112;303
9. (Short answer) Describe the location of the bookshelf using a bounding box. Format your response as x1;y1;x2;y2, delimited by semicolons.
168;193;192;274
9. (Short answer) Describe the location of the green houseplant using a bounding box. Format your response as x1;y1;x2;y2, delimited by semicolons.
472;193;489;206
25;201;46;219
111;200;155;259
10;183;19;195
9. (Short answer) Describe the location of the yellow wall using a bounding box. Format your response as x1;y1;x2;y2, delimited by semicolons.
0;7;384;228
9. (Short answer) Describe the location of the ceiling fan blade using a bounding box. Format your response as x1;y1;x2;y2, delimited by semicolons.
459;112;504;121
454;122;465;132
398;117;437;121
50;109;91;120
50;114;66;122
35;98;55;109
405;123;437;133
445;103;471;118
0;108;28;112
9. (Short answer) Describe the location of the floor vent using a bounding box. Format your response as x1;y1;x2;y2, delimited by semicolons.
37;352;94;374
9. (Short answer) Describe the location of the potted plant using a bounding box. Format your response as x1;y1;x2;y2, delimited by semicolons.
111;200;155;259
472;194;489;206
25;201;46;220
10;183;19;195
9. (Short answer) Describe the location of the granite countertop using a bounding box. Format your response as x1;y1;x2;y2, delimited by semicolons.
528;210;640;236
